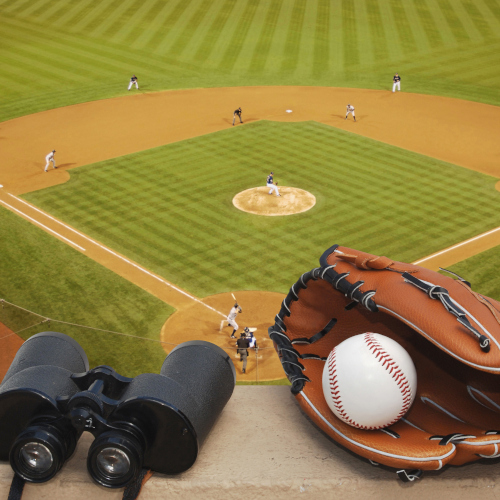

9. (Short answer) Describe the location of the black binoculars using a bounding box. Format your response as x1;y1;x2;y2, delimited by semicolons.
0;332;235;488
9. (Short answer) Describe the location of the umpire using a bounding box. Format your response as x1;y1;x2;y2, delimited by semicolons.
233;107;243;126
236;332;250;374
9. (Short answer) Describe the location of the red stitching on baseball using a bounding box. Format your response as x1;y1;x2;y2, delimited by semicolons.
327;334;413;430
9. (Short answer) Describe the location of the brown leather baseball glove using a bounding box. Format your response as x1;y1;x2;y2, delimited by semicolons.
269;244;500;481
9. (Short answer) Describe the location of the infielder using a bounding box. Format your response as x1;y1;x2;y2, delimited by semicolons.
392;73;401;92
345;104;356;121
227;302;242;338
233;107;243;126
128;75;139;90
266;171;280;196
44;150;56;172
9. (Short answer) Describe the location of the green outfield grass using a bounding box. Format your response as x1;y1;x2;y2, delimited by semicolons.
1;0;500;121
0;206;174;377
1;0;499;379
447;245;500;301
23;121;500;297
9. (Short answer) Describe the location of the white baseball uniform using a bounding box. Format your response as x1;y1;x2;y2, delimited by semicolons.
227;306;239;331
345;105;356;120
44;151;56;172
266;173;280;196
128;75;139;90
392;74;401;92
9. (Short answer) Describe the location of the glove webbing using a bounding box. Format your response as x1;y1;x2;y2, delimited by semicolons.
402;272;490;353
269;265;378;394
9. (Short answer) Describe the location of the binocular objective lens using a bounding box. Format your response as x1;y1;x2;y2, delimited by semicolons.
96;448;131;477
19;443;54;473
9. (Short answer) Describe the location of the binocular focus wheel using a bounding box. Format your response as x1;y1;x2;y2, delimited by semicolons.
87;431;144;488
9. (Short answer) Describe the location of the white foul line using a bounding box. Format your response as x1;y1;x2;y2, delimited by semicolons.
0;199;86;251
7;194;226;318
413;226;500;265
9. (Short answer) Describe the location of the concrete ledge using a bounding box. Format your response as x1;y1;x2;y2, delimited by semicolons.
1;386;500;499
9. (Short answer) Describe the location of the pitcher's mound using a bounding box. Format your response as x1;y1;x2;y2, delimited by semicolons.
233;187;316;216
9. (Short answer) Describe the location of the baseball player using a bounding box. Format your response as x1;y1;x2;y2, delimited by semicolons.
44;150;56;172
345;104;356;121
244;327;258;351
232;107;243;126
392;73;401;92
266;171;280;196
128;75;139;90
227;302;242;338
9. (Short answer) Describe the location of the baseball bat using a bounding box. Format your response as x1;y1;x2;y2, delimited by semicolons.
231;293;237;302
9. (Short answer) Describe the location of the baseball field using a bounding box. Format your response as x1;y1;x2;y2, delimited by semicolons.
1;0;500;385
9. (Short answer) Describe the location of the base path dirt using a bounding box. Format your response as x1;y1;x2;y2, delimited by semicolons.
1;86;500;381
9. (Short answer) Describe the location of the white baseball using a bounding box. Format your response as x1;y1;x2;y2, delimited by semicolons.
322;333;417;430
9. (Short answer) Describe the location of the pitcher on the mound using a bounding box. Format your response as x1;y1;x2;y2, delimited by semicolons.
266;171;280;196
227;303;242;338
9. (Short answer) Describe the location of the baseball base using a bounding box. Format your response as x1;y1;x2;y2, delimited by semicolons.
322;332;417;430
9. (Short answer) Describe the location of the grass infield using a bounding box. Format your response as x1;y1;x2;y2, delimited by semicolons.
23;121;500;298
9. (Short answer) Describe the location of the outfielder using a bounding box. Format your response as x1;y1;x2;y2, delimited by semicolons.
44;150;56;172
233;107;243;126
128;75;139;90
392;73;401;92
226;302;242;338
345;104;356;121
266;171;280;196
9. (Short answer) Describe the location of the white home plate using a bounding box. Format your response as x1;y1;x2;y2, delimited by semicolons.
0;185;3;188
286;110;292;113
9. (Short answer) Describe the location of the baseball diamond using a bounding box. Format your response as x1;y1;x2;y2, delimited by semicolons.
1;0;500;493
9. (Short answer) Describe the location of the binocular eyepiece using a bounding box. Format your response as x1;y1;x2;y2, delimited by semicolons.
0;332;236;488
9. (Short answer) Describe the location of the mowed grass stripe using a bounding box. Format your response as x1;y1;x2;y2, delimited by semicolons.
46;0;94;25
110;0;162;44
34;0;70;22
2;15;200;77
388;0;418;55
13;0;50;17
483;0;500;24
152;0;208;56
248;0;283;73
436;0;471;43
216;0;261;72
461;0;495;39
90;0;143;38
280;0;307;73
342;0;359;69
132;0;185;50
24;121;500;297
0;0;26;11
166;0;216;57
312;0;330;77
2;36;117;82
192;0;238;64
365;0;389;62
412;0;444;49
149;0;196;54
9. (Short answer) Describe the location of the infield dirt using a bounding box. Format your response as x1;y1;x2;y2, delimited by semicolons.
1;86;499;381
